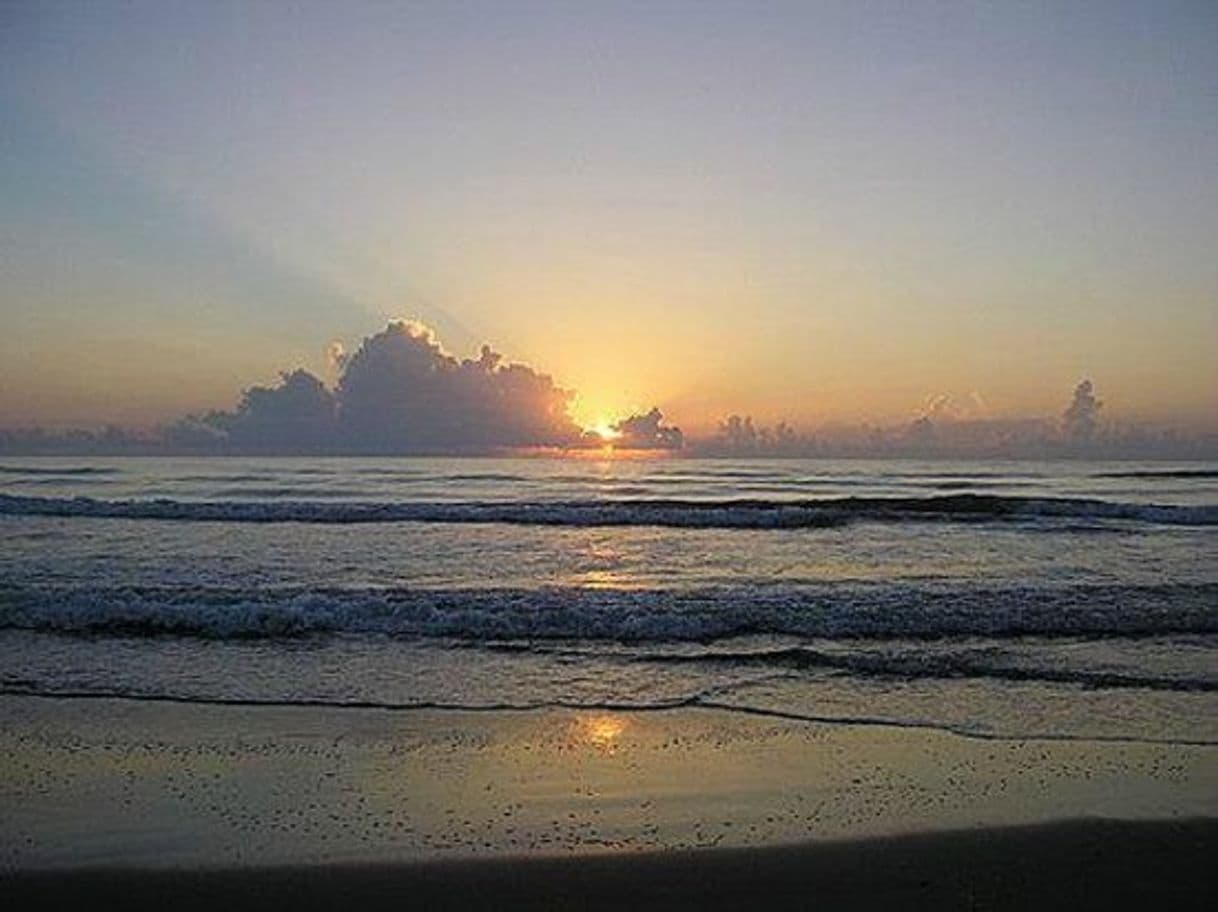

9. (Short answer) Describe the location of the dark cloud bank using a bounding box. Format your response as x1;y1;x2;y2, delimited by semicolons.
1;321;678;456
1;324;1213;458
162;321;682;455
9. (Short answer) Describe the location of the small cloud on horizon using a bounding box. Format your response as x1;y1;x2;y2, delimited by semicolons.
1062;379;1103;443
915;391;989;424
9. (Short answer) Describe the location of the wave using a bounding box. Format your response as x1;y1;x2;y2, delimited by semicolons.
1;492;1215;527
927;480;1039;490
205;486;374;499
2;686;1212;746
627;645;1218;692
0;465;119;476
1;685;1208;747
2;581;1215;641
877;470;1046;480
1095;469;1218;480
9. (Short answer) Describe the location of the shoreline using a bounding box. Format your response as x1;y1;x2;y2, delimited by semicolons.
6;818;1217;910
4;687;1215;748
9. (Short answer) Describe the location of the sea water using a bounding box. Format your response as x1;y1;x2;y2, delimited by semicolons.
2;457;1215;743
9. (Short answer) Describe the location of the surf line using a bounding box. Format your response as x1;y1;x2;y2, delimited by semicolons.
2;686;1216;749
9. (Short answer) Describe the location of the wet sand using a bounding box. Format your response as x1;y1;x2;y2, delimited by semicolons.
3;695;1216;906
5;818;1217;910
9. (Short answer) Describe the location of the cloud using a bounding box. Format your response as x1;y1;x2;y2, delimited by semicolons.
151;321;680;454
700;415;802;456
181;320;584;453
915;391;988;423
693;380;1144;458
6;347;1215;459
609;408;684;450
162;370;336;453
324;340;347;373
226;369;338;451
334;320;581;452
160;320;599;452
1062;379;1102;442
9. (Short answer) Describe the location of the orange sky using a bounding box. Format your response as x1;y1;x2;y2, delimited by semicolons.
3;3;1216;434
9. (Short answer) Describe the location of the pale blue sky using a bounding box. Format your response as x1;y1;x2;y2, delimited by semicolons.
3;1;1216;430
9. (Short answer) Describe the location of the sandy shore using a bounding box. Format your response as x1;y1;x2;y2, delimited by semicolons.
3;694;1216;906
5;818;1217;910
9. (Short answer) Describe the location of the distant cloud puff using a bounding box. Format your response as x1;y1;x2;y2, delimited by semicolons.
915;391;988;423
1062;379;1102;443
610;408;684;450
705;415;799;456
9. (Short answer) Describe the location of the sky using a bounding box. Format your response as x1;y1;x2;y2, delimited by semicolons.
2;1;1216;435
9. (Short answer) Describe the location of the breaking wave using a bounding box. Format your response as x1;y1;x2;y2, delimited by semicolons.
1;492;1215;528
2;581;1215;641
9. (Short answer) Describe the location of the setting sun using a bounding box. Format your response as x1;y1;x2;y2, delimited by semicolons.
587;420;622;442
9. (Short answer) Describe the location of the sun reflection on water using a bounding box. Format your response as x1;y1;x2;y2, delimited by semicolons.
576;714;627;751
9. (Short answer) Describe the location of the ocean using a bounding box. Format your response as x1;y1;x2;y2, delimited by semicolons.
2;456;1215;745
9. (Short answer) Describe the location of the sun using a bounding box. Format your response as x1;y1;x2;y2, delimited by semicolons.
587;419;622;442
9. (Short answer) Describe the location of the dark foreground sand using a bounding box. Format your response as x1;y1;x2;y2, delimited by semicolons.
5;818;1216;911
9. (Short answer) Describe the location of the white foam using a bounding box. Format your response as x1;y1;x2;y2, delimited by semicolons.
1;493;1215;527
2;581;1215;641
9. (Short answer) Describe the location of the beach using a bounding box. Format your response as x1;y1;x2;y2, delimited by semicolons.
4;694;1216;907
